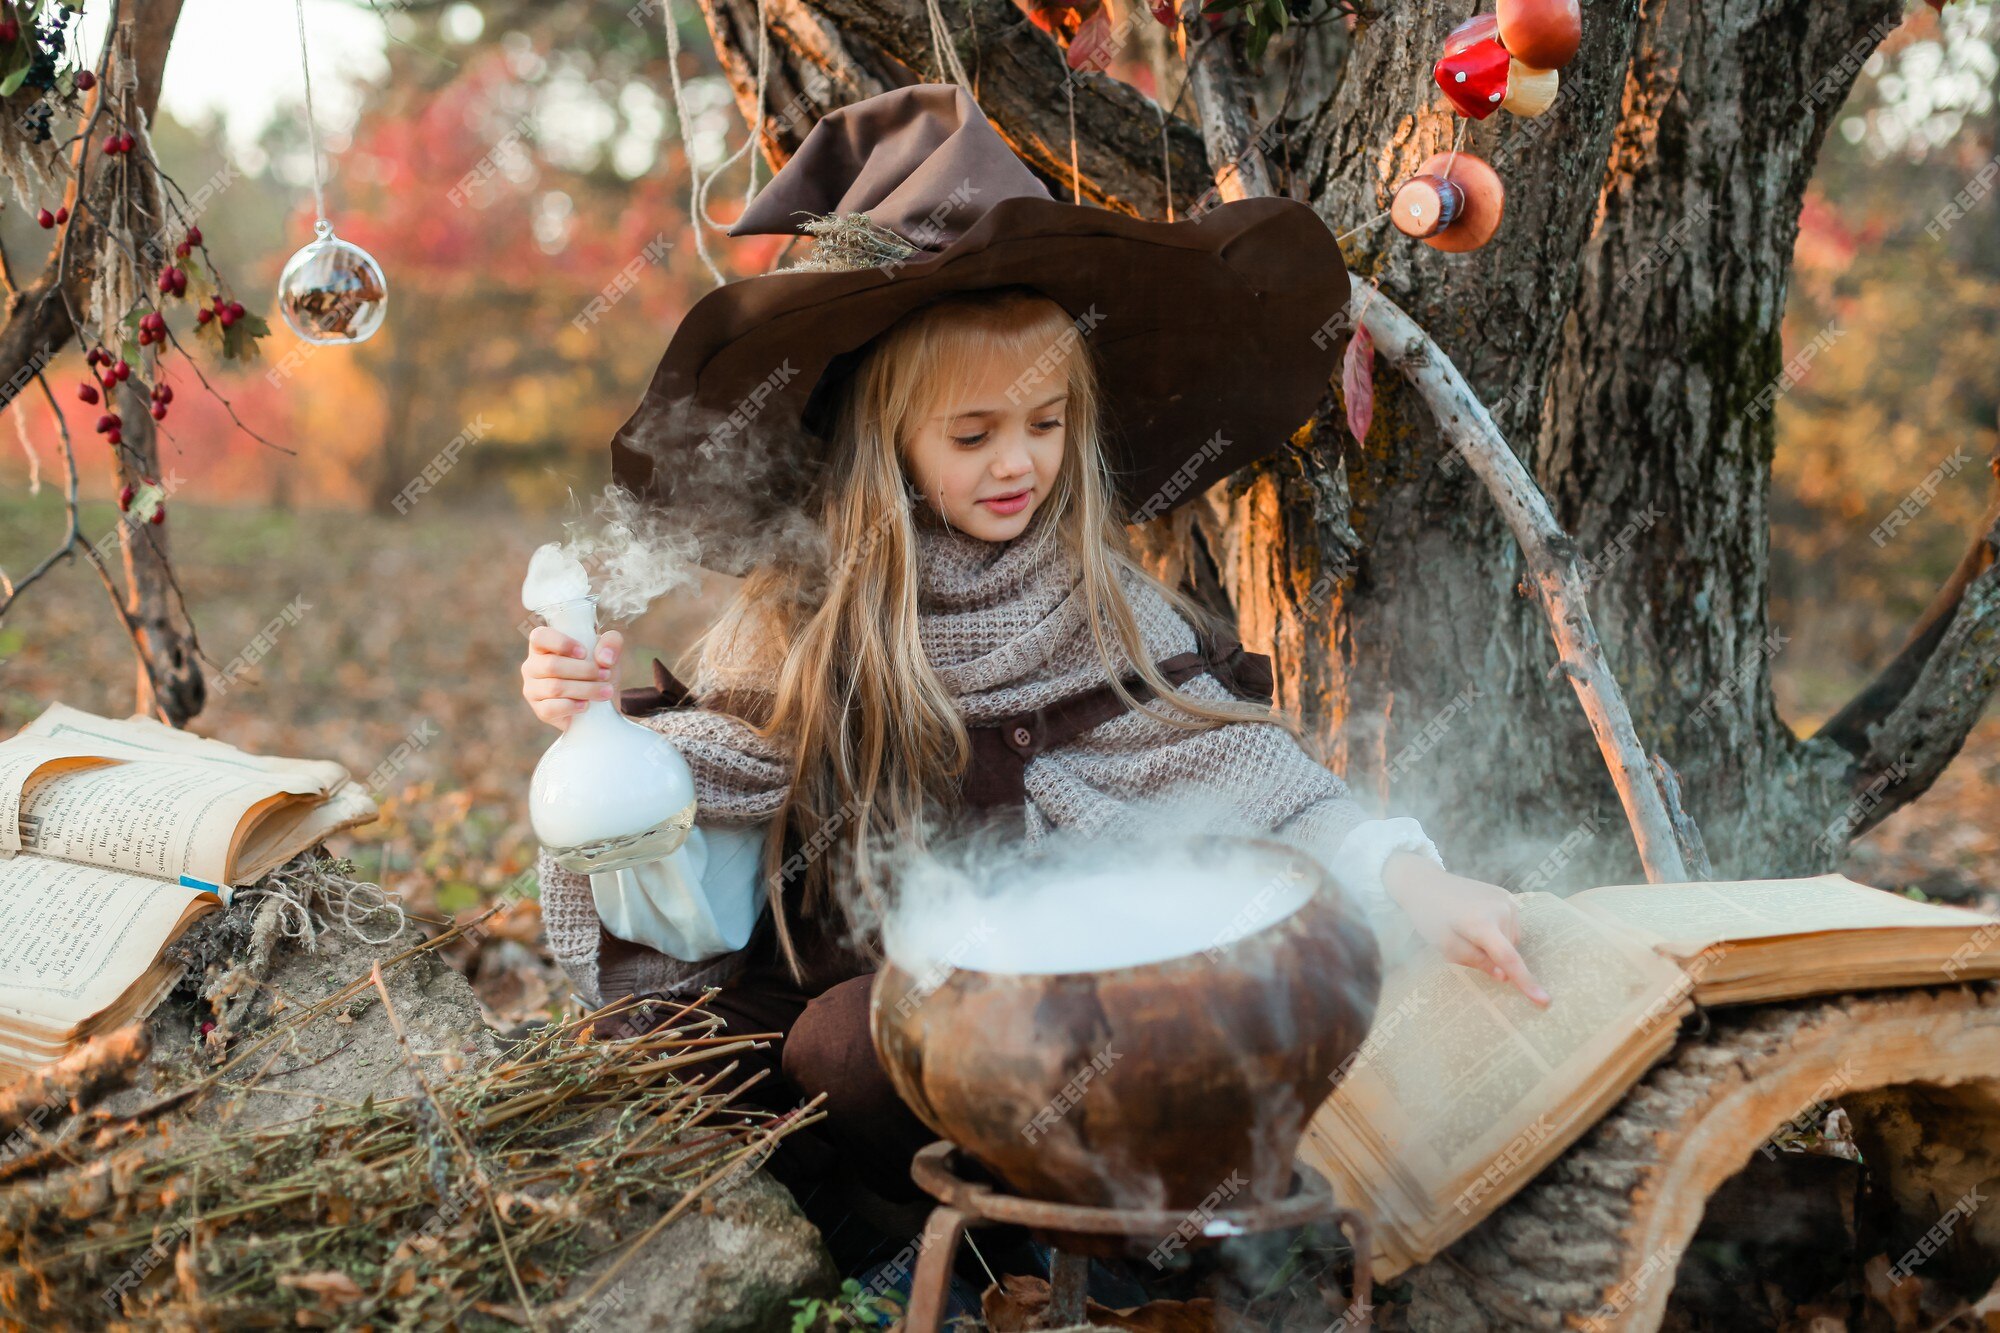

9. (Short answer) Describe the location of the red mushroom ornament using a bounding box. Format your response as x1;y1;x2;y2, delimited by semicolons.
1391;151;1506;253
1434;17;1512;119
1497;0;1581;70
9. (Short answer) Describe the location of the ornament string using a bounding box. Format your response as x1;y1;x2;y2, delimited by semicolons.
661;0;772;285
926;0;971;87
290;0;330;239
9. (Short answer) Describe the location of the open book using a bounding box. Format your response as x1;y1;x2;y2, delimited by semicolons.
0;704;379;1078
1300;874;2000;1279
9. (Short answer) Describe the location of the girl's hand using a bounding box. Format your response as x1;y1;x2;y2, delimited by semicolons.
1381;853;1550;1006
522;628;623;730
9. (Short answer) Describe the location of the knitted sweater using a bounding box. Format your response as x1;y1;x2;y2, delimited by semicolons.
536;513;1381;1006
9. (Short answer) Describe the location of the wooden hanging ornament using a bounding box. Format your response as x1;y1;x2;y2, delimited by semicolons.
1391;151;1505;253
1433;7;1573;121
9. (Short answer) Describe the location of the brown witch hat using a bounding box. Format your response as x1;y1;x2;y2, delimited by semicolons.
609;83;1350;576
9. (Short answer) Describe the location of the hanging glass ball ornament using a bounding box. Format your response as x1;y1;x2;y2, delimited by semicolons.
278;219;388;344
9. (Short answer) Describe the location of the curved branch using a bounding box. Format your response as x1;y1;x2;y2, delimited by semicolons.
1359;292;1691;883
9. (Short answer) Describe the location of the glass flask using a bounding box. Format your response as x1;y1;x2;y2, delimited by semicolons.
528;594;698;873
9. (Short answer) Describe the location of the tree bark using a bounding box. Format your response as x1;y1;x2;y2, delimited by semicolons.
691;0;1996;885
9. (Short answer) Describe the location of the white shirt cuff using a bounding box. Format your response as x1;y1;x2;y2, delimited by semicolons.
1326;816;1444;913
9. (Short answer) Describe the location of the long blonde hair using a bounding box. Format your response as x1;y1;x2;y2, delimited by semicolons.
709;286;1304;978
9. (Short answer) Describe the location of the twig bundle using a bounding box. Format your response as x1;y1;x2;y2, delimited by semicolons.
0;944;823;1330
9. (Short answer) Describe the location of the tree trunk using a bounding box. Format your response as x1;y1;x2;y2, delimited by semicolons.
690;0;1998;884
1398;985;2000;1329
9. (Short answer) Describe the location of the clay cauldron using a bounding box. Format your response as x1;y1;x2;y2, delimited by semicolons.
870;837;1383;1213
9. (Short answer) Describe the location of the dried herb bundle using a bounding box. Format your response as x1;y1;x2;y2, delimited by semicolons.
0;938;821;1331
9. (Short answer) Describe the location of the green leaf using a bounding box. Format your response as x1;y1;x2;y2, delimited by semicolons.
0;63;30;97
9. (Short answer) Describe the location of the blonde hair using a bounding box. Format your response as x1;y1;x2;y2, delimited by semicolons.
708;287;1304;979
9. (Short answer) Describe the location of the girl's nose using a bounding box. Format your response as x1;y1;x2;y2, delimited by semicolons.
992;441;1034;478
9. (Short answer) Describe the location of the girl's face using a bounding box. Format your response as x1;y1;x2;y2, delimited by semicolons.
900;342;1069;543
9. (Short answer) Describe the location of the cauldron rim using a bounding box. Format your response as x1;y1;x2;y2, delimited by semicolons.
880;835;1336;983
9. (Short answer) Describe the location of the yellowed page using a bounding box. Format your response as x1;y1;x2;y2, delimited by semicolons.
0;856;213;1035
13;757;325;890
1301;891;1689;1276
1574;874;1994;950
15;702;348;790
0;735;122;855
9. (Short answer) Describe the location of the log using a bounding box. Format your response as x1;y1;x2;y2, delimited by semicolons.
1398;984;2000;1330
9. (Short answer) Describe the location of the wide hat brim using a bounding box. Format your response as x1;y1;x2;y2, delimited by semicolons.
610;192;1350;575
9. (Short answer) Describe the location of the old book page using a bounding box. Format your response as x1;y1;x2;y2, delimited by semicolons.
13;756;325;889
1574;873;1992;947
0;734;122;856
0;856;215;1036
16;702;347;789
1301;891;1690;1277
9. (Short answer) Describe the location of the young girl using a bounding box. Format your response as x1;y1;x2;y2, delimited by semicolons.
522;85;1545;1255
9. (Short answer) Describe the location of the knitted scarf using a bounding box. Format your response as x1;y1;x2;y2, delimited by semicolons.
537;512;1373;1005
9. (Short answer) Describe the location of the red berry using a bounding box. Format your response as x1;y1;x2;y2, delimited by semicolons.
120;133;135;153
219;309;237;328
136;329;152;347
117;483;133;510
102;135;118;155
150;403;166;421
94;413;115;433
186;226;201;245
75;70;94;91
113;359;130;381
54;206;66;224
35;208;52;228
149;505;164;525
153;383;172;404
85;347;101;366
175;240;190;258
105;428;121;444
77;382;97;404
171;271;187;295
226;300;244;319
195;307;213;325
0;20;20;42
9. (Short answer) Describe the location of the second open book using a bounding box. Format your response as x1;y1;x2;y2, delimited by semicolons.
1299;874;2000;1279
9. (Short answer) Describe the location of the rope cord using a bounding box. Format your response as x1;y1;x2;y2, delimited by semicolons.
290;0;330;237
